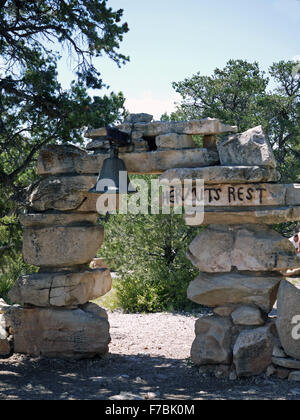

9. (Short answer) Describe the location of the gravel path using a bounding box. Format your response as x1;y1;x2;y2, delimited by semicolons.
0;311;300;400
109;312;198;360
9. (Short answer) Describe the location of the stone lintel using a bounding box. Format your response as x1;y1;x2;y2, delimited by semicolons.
37;146;219;176
84;118;238;139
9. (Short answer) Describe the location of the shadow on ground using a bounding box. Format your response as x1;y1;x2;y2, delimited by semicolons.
1;353;300;400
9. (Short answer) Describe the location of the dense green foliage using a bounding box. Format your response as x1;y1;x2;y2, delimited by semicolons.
0;0;129;297
99;209;201;313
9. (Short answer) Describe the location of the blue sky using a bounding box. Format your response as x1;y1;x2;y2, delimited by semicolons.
59;0;300;119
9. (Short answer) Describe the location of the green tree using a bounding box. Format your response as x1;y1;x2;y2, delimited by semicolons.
99;211;201;313
0;0;129;297
261;61;300;181
98;176;201;313
172;60;269;131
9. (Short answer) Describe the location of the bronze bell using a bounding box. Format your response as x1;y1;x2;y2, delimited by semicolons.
89;148;136;194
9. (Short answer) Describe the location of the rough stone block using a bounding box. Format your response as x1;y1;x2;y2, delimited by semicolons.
191;316;233;365
286;184;300;206
218;126;276;168
23;225;104;268
85;118;238;139
289;371;300;382
187;224;300;273
6;305;110;359
9;268;112;307
276;280;300;360
159;166;281;185
187;272;281;313
231;305;264;326
29;175;97;212
233;326;274;377
184;206;300;226
156;133;196;149
37;144;88;175
124;113;153;124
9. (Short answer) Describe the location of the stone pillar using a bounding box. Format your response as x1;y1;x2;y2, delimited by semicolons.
186;224;297;377
160;125;300;378
5;160;111;359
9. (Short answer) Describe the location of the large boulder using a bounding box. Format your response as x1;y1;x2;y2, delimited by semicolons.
191;316;233;366
187;272;281;313
9;268;112;307
187;224;299;273
85;118;238;139
23;225;104;268
218;126;276;168
233;326;274;377
276;280;300;360
5;305;110;359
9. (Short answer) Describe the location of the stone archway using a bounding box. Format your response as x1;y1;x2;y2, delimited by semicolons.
1;114;300;379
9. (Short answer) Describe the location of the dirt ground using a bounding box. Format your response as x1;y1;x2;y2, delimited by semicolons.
0;311;300;401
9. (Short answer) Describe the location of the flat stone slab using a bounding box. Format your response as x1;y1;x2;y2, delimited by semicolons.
187;224;300;273
19;212;98;227
0;298;11;314
156;133;196;150
85;118;238;139
5;305;110;359
276;280;300;360
272;357;300;370
187;271;281;313
124;113;153;124
185;206;300;226
8;268;112;307
159;166;281;185
37;145;220;176
23;225;104;268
